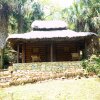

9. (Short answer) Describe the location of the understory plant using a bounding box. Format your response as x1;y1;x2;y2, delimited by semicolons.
82;55;100;75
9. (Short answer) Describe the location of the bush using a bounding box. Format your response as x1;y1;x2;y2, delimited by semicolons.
3;54;10;69
82;55;100;75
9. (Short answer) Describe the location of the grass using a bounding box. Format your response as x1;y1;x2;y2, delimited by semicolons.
0;78;100;100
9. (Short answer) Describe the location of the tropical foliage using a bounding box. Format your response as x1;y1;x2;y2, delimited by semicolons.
0;0;100;34
82;55;100;75
9;0;44;33
62;0;100;33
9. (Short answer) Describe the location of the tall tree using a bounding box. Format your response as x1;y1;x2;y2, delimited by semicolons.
0;1;10;68
10;0;44;33
11;0;27;33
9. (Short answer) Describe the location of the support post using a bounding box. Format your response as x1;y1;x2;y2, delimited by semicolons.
50;42;53;62
22;44;25;63
83;38;88;59
17;44;20;63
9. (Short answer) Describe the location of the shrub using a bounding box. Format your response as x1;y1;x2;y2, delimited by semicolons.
3;54;10;69
82;55;100;75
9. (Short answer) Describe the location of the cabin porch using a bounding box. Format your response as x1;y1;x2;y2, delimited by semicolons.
15;40;85;63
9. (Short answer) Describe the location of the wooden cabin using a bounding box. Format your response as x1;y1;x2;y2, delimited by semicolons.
7;20;99;63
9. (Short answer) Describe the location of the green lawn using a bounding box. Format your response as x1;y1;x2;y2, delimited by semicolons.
0;78;100;100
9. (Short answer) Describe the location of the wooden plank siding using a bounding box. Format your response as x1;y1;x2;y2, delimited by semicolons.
55;42;79;61
25;43;47;62
25;44;32;63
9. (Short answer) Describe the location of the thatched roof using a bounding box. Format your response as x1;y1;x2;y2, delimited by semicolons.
31;20;67;30
7;20;98;43
7;30;97;42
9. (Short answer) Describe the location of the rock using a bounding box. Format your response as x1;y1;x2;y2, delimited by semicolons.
75;75;81;80
77;75;81;79
61;77;66;80
84;73;89;78
97;74;100;78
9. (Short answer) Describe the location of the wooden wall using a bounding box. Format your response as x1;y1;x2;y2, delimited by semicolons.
55;41;79;61
25;42;49;63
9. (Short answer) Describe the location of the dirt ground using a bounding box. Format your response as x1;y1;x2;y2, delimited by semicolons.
0;77;100;100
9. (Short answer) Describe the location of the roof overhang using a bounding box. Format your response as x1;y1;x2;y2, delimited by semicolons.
7;30;97;42
7;30;98;51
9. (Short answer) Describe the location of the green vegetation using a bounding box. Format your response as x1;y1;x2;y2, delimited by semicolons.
0;78;100;100
0;0;99;35
63;0;100;33
82;55;100;75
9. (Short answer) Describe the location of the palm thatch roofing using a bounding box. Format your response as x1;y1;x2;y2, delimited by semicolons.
31;20;67;30
7;20;97;42
7;30;97;42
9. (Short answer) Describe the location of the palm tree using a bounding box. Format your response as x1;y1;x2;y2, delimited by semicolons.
64;0;100;33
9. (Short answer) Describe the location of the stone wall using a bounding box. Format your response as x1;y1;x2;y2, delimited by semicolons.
13;61;82;72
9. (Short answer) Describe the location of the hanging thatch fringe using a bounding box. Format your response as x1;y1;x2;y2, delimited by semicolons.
7;30;97;41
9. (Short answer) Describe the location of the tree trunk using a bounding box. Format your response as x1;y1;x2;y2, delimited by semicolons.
18;4;23;33
0;49;4;69
0;3;9;68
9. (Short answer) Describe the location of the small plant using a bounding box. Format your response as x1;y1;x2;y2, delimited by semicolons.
81;60;88;69
82;55;100;75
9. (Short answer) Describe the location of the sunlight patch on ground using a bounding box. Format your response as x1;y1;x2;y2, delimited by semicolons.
1;78;100;100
